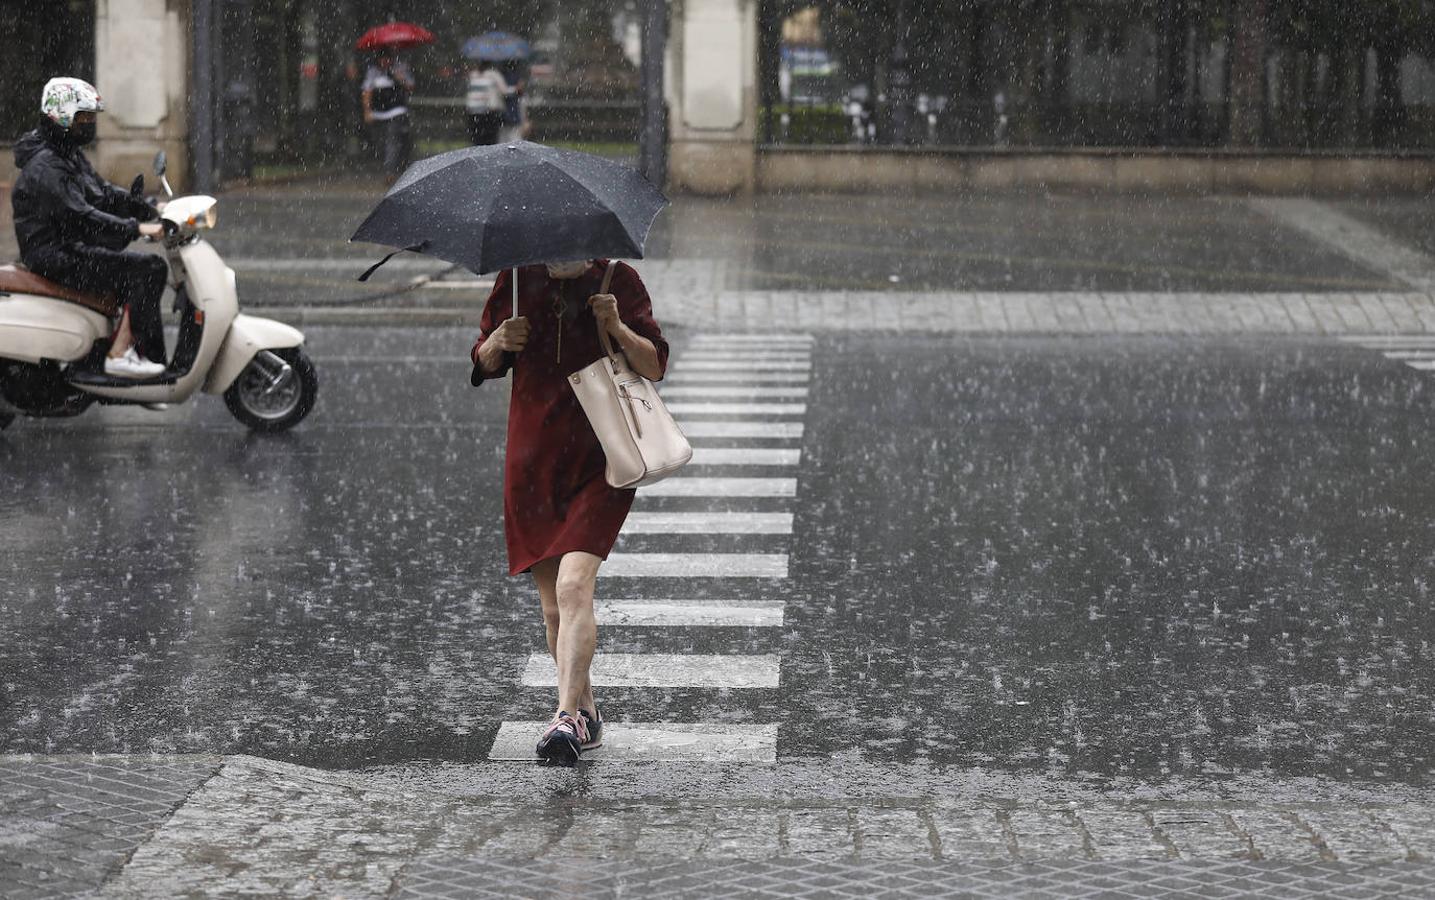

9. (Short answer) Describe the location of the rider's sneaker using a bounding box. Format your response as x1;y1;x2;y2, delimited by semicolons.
536;712;587;766
578;708;603;751
105;349;164;380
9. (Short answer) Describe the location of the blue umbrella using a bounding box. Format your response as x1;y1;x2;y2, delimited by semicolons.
461;31;530;61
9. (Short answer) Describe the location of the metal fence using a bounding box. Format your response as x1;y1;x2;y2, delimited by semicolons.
761;7;1435;151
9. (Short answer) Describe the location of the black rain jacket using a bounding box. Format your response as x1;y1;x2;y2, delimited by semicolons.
10;121;156;266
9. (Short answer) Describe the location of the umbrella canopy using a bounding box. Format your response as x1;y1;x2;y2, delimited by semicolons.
461;31;530;61
356;22;435;51
350;142;668;277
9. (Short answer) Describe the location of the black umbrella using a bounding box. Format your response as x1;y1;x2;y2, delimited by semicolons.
350;141;668;281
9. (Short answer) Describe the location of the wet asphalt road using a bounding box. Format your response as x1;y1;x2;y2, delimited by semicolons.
1;326;1432;784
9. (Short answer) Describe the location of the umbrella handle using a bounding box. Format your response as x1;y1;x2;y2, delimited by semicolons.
512;266;518;320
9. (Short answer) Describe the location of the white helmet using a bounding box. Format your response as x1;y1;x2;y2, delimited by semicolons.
40;77;104;129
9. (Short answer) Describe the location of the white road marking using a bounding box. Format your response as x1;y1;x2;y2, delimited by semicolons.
622;511;794;534
603;552;789;578
666;372;811;384
488;721;778;762
1381;350;1435;359
521;652;781;688
679;352;812;362
638;477;797;497
660;386;810;399
1249;198;1435;291
1404;359;1435;371
679;422;805;438
1338;335;1435;345
689;448;801;466
676;361;811;371
596;598;786;627
690;333;814;343
665;402;807;416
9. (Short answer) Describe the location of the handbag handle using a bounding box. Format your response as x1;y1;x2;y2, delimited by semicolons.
594;262;621;371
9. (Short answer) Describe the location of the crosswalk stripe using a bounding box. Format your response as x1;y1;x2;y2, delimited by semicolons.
596;599;786;627
689;448;801;466
680;352;812;362
1339;335;1435;345
1381;350;1435;359
666;402;807;416
488;722;778;762
666;372;811;384
1404;359;1435;370
679;421;804;438
676;361;811;371
660;386;809;399
603;552;789;578
691;333;813;343
638;477;797;497
521;652;781;688
623;511;794;534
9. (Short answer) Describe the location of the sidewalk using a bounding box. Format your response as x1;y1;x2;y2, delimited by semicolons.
5;754;1433;897
250;286;1435;334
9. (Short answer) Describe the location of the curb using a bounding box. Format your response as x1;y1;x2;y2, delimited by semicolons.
249;306;482;327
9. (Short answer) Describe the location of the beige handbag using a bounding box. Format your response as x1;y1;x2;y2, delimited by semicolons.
562;263;691;489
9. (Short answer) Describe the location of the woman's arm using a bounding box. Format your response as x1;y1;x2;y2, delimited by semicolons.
589;293;662;381
612;321;662;381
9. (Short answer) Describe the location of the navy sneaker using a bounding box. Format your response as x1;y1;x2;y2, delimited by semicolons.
578;708;603;751
536;712;587;766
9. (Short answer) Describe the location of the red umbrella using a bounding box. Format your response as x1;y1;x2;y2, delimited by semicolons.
355;22;435;51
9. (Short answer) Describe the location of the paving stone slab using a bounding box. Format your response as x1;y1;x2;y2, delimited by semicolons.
389;856;1435;899
0;755;219;900
10;755;1435;896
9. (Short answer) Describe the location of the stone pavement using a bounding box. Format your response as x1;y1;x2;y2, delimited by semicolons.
4;754;1435;897
252;283;1435;335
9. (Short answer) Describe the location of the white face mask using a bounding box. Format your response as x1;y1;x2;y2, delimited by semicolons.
545;260;589;279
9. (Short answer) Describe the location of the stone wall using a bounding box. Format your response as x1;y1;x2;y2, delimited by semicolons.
92;0;190;190
754;147;1435;195
666;0;759;195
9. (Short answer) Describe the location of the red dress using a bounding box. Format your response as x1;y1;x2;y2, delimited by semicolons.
471;261;670;576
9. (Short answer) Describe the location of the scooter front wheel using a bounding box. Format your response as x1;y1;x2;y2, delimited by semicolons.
223;347;317;432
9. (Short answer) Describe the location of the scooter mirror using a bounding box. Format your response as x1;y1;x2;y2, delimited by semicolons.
153;150;167;177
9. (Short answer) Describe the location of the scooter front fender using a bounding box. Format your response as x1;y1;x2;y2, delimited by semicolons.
204;314;305;394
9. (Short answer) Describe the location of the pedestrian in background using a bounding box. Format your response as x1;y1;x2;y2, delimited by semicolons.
361;52;415;181
465;60;510;146
499;66;532;143
470;259;669;766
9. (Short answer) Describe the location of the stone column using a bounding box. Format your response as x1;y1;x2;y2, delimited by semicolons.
667;0;758;195
93;0;191;189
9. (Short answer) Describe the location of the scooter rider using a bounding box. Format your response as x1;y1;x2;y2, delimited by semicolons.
11;77;168;379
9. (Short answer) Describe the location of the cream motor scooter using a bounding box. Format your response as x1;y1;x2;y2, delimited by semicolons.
0;152;317;432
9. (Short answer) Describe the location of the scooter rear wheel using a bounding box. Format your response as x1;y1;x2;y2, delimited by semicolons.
223;347;317;432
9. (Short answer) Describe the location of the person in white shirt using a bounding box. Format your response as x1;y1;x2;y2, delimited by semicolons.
465;60;510;146
362;53;415;180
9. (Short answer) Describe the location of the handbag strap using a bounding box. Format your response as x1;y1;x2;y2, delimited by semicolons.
595;261;621;367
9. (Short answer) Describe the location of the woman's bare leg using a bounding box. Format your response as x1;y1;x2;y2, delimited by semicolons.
554;551;601;717
108;307;134;358
531;557;561;664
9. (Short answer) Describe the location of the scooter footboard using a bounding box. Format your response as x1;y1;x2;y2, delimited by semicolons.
204;314;304;394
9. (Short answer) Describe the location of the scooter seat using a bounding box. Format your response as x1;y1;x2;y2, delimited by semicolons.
0;264;120;317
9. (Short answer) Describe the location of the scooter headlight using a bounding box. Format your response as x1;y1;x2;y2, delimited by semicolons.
184;205;218;229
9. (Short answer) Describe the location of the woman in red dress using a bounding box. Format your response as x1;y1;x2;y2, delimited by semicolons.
471;258;669;764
